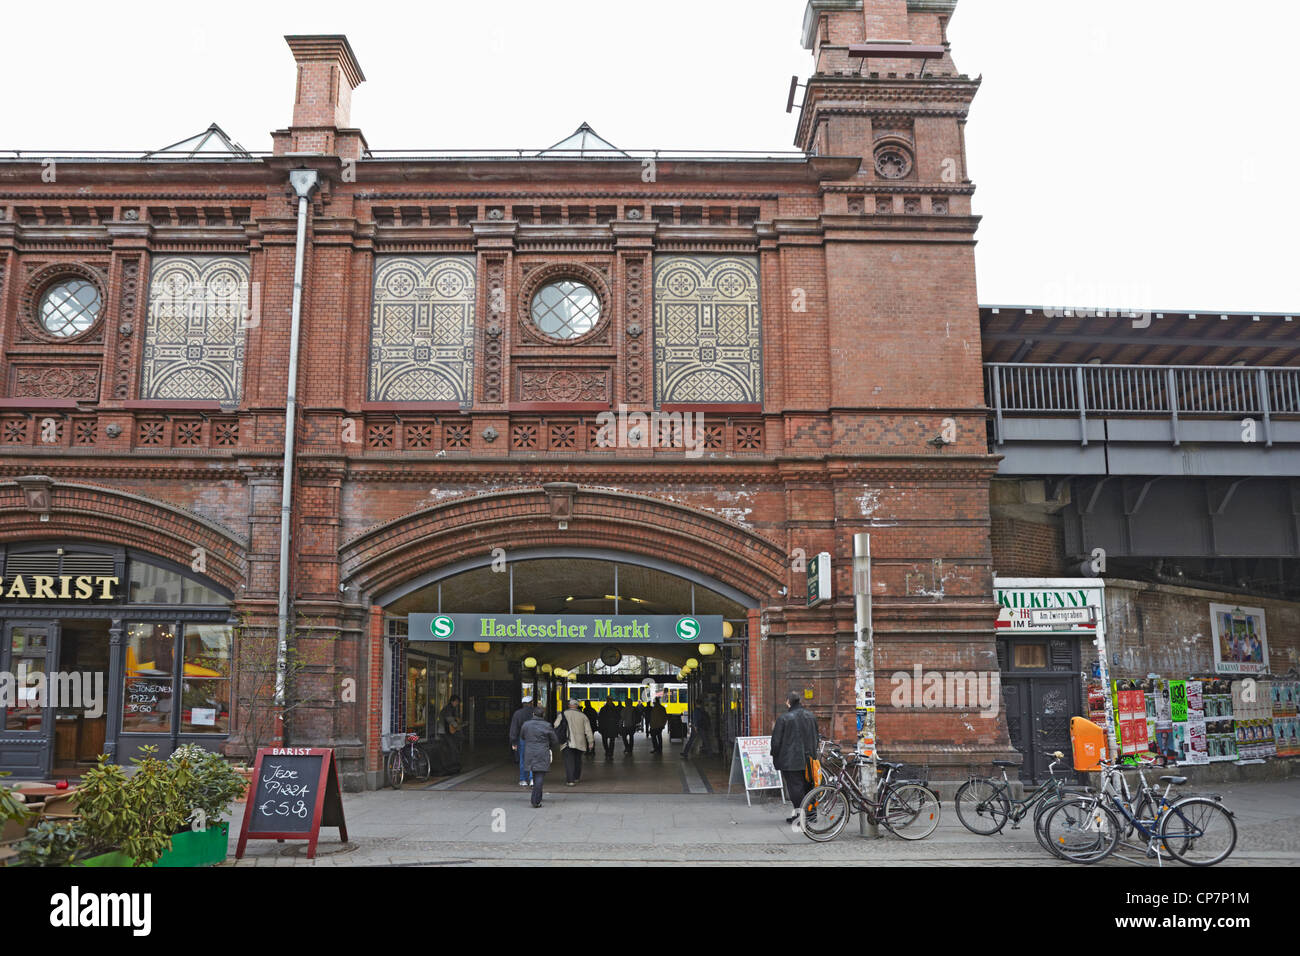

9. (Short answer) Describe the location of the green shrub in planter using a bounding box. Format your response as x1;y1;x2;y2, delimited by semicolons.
77;747;192;867
168;744;246;830
18;819;85;867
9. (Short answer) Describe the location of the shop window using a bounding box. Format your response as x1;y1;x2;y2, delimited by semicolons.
1013;644;1048;669
406;659;429;733
127;560;226;605
123;623;177;733
181;623;231;734
4;628;48;731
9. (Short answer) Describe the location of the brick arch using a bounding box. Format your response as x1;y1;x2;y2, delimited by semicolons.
341;485;785;605
0;477;247;593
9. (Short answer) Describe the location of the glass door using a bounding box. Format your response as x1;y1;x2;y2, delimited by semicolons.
0;621;59;776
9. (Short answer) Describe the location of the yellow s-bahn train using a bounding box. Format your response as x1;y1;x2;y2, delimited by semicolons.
561;682;688;716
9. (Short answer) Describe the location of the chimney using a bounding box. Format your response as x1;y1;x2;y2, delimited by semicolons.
272;35;367;158
863;0;910;42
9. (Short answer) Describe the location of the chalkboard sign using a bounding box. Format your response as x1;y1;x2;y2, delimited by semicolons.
235;747;348;859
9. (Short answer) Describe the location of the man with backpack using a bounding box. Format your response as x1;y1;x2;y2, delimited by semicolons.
554;698;595;785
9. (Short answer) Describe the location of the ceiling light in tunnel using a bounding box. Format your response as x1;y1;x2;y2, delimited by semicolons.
515;604;536;613
524;657;537;669
699;644;716;656
722;621;734;639
686;658;699;669
541;664;553;674
473;642;491;654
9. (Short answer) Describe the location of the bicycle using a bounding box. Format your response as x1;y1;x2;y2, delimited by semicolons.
797;745;941;843
1042;756;1236;866
385;732;432;789
954;751;1089;854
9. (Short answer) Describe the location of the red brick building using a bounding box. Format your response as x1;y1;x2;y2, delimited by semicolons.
0;0;1015;788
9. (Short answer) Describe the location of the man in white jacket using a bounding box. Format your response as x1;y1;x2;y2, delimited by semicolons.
556;699;596;785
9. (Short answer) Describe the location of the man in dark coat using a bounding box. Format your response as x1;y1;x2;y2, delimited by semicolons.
770;691;819;823
620;700;640;753
520;706;560;807
509;697;536;786
647;699;669;753
597;700;620;759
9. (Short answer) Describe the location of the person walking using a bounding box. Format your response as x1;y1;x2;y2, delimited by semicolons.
509;697;536;787
648;698;669;753
770;691;819;824
681;701;711;758
555;699;595;785
438;695;463;769
581;701;598;754
620;698;640;753
598;700;620;759
520;706;560;807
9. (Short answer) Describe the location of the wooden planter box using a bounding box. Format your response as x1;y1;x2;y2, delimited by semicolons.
78;822;230;868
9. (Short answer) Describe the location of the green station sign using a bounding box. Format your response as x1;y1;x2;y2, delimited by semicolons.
407;613;721;644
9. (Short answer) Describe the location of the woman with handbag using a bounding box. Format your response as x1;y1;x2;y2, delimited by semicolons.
520;706;561;807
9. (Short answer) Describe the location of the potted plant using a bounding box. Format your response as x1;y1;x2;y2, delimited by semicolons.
156;744;245;867
14;744;246;867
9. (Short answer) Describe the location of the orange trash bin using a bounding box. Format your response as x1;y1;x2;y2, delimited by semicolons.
1070;716;1108;771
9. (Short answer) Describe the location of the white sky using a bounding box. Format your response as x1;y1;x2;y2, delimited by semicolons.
3;0;1296;313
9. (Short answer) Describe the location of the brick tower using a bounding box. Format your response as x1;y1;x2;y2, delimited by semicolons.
790;0;1014;772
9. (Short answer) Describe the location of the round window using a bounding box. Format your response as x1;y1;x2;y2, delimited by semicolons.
874;145;913;180
38;279;102;338
530;279;601;340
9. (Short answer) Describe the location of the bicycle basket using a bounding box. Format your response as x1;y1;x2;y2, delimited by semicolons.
382;732;406;750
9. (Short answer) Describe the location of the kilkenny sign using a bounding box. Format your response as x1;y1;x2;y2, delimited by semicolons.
408;613;721;644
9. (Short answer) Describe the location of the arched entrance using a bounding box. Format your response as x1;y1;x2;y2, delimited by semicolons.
340;485;786;790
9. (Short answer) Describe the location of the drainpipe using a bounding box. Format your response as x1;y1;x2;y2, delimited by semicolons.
853;533;878;837
275;168;319;743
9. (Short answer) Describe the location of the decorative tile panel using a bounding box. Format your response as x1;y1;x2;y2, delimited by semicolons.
368;255;476;404
653;255;762;405
141;256;250;402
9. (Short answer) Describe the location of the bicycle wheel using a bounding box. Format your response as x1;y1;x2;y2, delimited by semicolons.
411;746;432;781
1033;787;1093;857
955;779;1010;835
385;750;405;789
798;785;850;843
1043;797;1120;864
1158;797;1237;867
882;783;941;840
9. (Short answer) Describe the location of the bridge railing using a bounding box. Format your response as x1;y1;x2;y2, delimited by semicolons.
985;363;1300;447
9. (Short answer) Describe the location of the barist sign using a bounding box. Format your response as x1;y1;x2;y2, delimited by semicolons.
0;574;119;601
408;613;720;644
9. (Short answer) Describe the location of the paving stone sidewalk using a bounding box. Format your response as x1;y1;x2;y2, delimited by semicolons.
222;777;1300;867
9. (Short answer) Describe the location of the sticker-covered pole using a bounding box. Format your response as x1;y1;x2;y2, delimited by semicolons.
853;532;879;837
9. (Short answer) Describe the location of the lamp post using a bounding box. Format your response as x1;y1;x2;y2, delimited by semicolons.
853;533;878;837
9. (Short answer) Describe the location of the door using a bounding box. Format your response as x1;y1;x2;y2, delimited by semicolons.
1028;677;1076;780
998;635;1082;783
0;621;59;777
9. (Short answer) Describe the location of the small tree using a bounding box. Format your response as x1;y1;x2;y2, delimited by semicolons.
231;614;340;764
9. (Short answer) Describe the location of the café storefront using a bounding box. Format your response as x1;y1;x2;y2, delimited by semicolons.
0;541;234;778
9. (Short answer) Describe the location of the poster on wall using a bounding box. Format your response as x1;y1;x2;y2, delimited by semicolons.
1232;679;1277;759
1203;678;1237;762
1273;680;1300;758
1209;603;1269;674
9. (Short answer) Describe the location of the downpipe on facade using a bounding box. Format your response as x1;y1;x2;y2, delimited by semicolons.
276;168;320;742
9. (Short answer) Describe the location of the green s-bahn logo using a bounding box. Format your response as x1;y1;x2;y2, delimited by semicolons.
430;615;455;639
675;617;700;641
